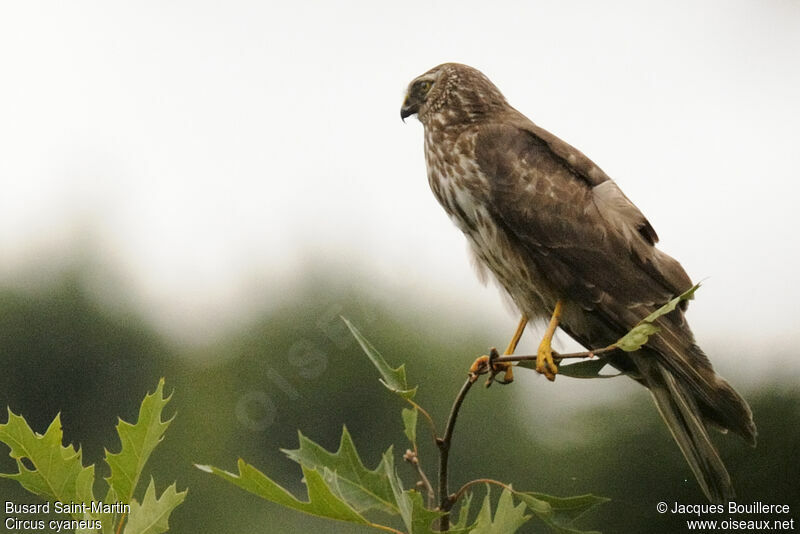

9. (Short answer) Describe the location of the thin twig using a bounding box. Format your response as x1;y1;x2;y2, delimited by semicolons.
430;345;614;530
417;458;436;510
404;449;436;508
492;344;618;364
437;377;474;531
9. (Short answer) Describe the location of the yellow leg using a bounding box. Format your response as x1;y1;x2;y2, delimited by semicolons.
499;315;528;382
504;315;528;354
469;315;528;383
536;301;562;381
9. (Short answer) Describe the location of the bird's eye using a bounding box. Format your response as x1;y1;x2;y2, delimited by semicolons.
415;80;433;95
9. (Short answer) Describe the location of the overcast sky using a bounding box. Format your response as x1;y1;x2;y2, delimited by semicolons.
1;1;798;375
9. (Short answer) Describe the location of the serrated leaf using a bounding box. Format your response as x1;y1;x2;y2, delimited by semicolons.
123;479;186;534
342;317;418;399
641;283;700;324
105;378;174;505
470;486;530;534
383;451;443;534
402;408;418;447
407;490;452;533
452;492;474;530
516;492;608;534
0;410;96;520
197;460;371;526
615;323;661;352
557;358;621;379
100;487;120;534
281;426;397;514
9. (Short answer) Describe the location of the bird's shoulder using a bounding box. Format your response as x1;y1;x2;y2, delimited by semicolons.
473;111;659;248
470;110;693;305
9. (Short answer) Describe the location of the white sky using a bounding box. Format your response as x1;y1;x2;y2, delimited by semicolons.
1;1;798;373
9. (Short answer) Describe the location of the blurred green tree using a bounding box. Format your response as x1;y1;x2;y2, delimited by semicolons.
1;270;797;532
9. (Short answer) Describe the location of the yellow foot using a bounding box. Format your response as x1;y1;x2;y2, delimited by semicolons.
534;300;563;382
469;350;514;385
536;339;558;381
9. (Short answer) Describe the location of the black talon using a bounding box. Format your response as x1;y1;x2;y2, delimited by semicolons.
485;348;502;387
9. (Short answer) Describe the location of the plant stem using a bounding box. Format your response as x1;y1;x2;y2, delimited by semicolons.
405;398;438;443
450;478;513;509
411;453;436;508
437;377;474;531
115;514;127;534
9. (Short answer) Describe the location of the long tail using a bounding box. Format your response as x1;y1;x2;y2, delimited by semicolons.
559;302;756;501
633;353;735;503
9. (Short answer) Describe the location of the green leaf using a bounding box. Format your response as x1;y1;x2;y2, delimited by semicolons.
641;283;701;324
123;478;187;534
557;358;621;379
342;317;418;399
383;451;443;534
452;492;474;530
98;488;119;534
196;460;371;526
281;426;397;514
615;323;660;352
0;410;96;520
516;492;609;534
1;381;184;534
614;283;701;353
402;408;418;447
470;486;530;534
405;490;449;533
105;378;174;505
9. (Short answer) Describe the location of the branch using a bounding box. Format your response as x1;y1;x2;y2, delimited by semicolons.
492;343;618;364
429;345;615;530
436;377;474;531
403;449;436;508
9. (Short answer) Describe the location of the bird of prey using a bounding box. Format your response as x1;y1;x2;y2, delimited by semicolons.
400;63;756;503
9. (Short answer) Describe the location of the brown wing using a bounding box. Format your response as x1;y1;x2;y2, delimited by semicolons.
473;116;755;447
474;115;691;321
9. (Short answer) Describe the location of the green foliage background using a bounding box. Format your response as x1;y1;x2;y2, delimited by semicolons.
1;269;798;532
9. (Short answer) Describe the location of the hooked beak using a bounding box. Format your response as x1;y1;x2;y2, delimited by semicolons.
400;94;419;122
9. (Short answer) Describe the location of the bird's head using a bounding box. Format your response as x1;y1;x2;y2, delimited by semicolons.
400;63;508;126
